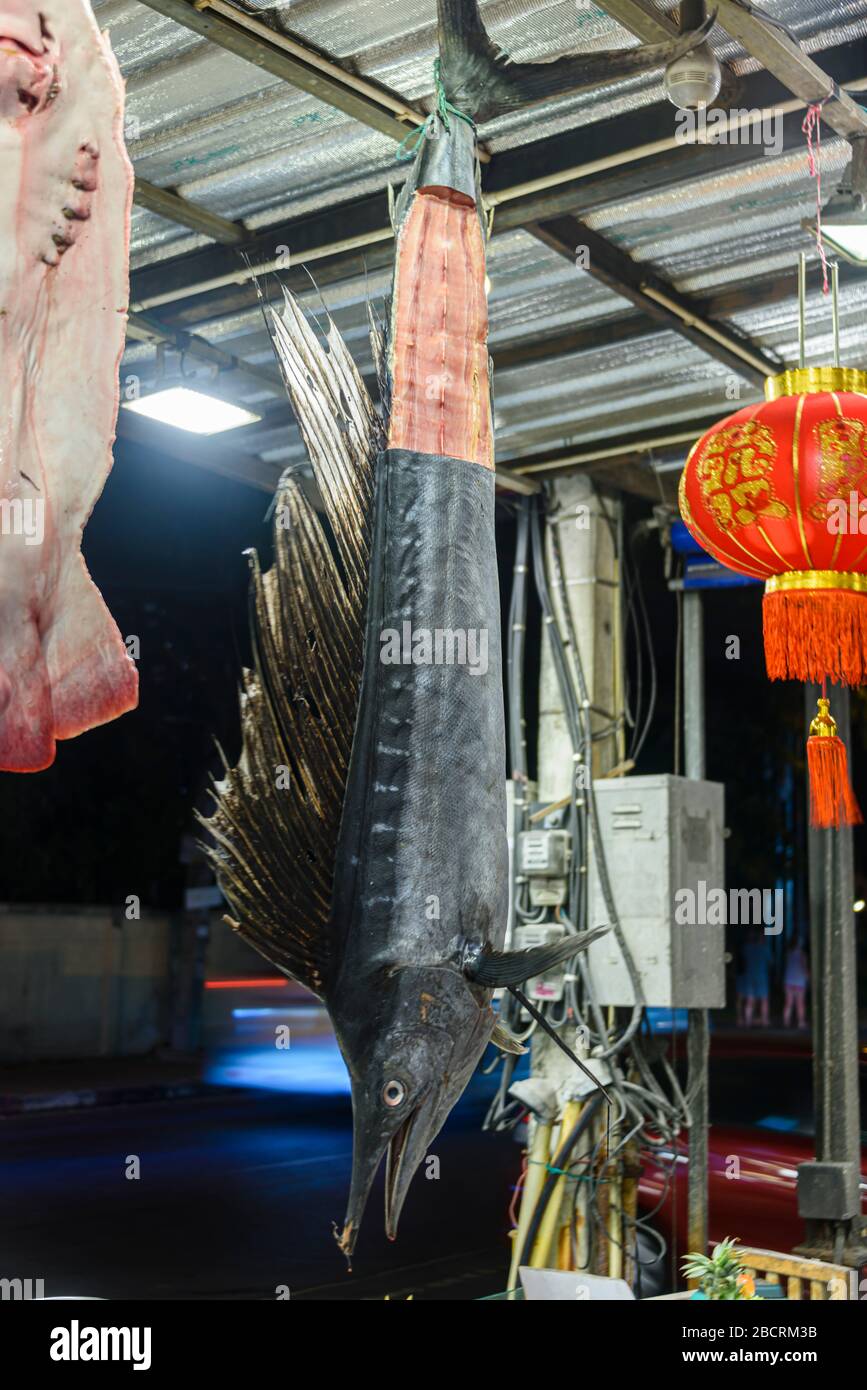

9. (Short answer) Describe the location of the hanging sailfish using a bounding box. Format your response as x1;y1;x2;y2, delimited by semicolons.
203;0;711;1258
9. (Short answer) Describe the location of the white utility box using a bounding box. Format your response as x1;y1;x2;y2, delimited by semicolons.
586;774;725;1008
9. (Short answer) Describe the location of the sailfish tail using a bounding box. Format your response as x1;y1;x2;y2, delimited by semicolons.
437;0;716;125
200;292;382;999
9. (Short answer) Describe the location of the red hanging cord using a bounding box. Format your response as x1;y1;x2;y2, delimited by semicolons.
802;100;830;293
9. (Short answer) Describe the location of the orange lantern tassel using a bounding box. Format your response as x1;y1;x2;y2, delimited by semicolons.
764;582;867;687
806;697;862;829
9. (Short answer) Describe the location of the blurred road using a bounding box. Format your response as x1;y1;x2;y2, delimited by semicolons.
0;1083;517;1301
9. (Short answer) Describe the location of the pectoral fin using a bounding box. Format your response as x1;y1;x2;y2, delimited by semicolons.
465;923;610;988
490;1019;528;1055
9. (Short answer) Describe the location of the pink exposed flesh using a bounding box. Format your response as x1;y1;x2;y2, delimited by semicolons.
387;186;493;470
0;1;138;772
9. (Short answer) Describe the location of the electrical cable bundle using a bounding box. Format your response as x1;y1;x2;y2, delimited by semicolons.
487;487;691;1288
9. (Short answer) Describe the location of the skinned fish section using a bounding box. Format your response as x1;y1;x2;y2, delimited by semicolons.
387;125;493;469
0;0;138;772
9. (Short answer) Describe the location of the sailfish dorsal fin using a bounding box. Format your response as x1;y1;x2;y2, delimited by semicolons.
200;290;382;999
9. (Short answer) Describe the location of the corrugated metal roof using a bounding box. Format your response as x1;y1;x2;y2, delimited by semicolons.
95;0;867;485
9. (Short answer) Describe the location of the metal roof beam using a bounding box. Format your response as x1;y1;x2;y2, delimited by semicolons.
127;90;813;279
126;206;855;445
131;0;430;237
595;0;678;44
491;257;866;374
526;214;783;386
493;312;656;371
137;0;421;142
500;415;726;500
134;177;247;244
127;309;283;394
494;466;541;496
130;193;396;314
128;41;867;318
506;415;727;478
713;0;867;141
157;246;854;428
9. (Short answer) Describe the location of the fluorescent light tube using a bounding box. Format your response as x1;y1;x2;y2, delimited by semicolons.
124;386;261;435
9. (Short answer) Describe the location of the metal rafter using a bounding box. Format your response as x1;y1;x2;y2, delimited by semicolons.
596;0;678;44
713;0;867;142
505;414;728;478
526;214;783;385
128;41;867;319
493;255;865;374
119;16;867;491
127;311;283;394
136;0;421;142
143;239;823;413
127;7;862;250
134;178;247;245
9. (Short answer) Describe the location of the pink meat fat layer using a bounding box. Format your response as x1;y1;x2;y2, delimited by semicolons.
0;1;138;772
387;189;493;470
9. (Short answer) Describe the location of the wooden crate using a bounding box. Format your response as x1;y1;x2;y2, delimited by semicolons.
739;1247;853;1301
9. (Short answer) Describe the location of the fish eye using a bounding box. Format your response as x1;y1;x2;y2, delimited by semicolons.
382;1079;406;1108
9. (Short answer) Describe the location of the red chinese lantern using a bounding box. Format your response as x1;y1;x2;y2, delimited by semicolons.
679;366;866;828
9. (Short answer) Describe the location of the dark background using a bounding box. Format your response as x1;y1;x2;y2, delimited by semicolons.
0;439;268;907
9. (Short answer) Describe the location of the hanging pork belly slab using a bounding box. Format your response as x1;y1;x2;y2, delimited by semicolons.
0;0;137;772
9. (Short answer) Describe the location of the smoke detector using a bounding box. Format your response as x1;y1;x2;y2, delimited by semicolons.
664;43;722;110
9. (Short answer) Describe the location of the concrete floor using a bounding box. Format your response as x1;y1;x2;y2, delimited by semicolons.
0;1085;518;1301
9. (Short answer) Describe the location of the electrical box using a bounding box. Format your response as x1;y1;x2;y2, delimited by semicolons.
797;1161;861;1222
586;774;725;1008
518;830;571;877
518;829;570;907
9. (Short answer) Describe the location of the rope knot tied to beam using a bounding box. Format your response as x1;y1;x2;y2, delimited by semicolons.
395;58;476;162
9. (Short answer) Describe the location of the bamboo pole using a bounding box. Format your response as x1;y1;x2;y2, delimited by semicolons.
531;1101;583;1267
507;1118;552;1297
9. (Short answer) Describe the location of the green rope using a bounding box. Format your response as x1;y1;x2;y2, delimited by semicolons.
395;57;475;163
527;1159;612;1183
